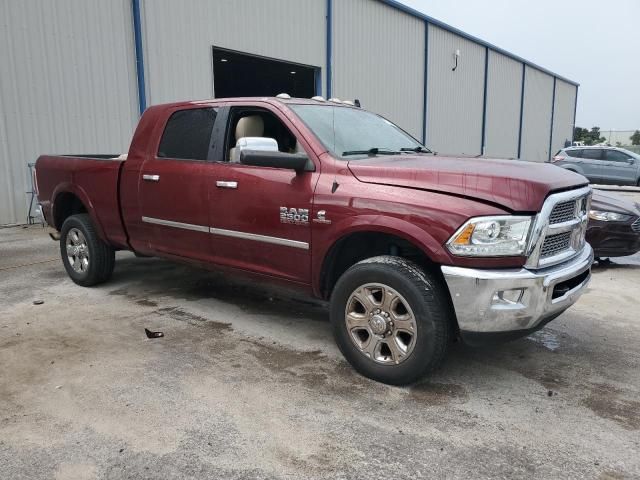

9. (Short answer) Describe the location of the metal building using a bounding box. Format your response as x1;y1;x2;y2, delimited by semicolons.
0;0;578;226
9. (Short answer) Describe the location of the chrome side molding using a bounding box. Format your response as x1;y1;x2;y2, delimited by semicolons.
140;216;309;250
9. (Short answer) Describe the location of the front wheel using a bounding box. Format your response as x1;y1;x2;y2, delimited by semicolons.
60;213;115;286
329;256;452;385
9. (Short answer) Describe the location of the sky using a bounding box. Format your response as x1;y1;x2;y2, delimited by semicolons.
401;0;640;131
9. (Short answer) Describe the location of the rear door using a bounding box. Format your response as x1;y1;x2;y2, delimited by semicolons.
138;106;220;261
206;103;319;283
601;149;637;185
579;148;605;183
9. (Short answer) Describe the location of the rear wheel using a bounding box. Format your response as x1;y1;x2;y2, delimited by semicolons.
329;256;452;385
60;214;115;286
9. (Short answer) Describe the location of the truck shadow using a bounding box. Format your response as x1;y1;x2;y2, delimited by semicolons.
109;254;329;324
105;254;635;420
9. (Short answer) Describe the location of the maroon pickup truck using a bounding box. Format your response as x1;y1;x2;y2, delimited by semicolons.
36;96;593;385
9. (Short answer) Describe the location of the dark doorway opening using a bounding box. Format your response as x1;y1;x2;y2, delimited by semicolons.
212;47;318;99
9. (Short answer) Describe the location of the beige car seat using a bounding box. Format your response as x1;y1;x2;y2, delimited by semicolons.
229;115;264;162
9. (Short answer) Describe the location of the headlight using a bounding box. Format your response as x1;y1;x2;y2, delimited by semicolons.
588;210;632;222
447;216;533;257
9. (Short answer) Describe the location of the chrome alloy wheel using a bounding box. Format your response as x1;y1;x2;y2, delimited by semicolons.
345;283;417;365
65;228;89;273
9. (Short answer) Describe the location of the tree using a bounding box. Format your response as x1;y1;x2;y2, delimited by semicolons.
631;130;640;146
573;126;607;145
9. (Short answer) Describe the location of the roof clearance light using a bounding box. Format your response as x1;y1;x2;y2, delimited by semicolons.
311;96;326;101
290;71;296;74
343;100;355;106
328;98;342;104
276;93;291;99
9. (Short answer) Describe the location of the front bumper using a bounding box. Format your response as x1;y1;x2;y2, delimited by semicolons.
441;244;593;344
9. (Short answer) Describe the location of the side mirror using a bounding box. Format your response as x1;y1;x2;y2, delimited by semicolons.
240;150;315;173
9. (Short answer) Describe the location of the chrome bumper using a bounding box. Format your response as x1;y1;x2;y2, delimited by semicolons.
441;245;593;335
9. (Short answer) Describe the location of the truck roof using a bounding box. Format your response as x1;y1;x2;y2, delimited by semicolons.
162;96;360;109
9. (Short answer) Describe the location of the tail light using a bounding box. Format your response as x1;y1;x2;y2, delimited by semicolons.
551;155;563;163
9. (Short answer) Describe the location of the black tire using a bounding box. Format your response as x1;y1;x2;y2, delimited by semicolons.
60;213;115;286
329;256;452;385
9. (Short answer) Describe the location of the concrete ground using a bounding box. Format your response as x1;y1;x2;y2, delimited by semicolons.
1;214;640;479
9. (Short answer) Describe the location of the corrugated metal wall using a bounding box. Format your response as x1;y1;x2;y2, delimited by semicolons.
551;80;577;156
0;0;139;225
0;0;581;225
484;51;522;159
140;0;326;105
426;25;485;156
520;66;555;162
331;0;425;139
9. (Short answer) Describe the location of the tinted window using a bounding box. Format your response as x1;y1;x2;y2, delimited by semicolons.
582;149;603;160
605;150;631;162
566;149;582;158
158;108;217;160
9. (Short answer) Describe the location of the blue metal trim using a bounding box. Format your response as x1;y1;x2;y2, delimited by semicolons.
132;0;146;115
548;77;557;160
517;64;526;159
375;0;578;87
315;68;322;96
422;21;428;145
572;86;578;142
326;0;332;99
480;47;489;155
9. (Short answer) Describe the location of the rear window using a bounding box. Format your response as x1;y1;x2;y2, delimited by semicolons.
158;108;217;160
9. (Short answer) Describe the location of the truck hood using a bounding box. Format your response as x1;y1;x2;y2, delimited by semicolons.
347;155;588;212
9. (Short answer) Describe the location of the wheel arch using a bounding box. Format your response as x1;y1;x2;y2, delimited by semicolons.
316;219;446;300
52;183;108;242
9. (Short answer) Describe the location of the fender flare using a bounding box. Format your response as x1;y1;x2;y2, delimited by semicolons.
51;182;108;243
313;214;447;296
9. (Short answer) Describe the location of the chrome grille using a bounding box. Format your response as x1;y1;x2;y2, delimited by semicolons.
540;232;572;258
549;200;577;224
632;217;640;233
526;186;592;269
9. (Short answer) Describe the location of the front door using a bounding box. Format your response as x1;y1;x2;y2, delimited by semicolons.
601;149;637;185
207;104;319;283
138;106;219;261
579;148;605;183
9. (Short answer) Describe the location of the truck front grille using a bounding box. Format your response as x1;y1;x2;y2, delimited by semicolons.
632;217;640;233
549;200;577;224
540;231;572;258
526;187;591;269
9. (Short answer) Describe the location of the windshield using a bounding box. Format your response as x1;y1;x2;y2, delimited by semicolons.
289;104;425;158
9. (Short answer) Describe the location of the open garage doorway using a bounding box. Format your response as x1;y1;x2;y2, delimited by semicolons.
212;47;319;99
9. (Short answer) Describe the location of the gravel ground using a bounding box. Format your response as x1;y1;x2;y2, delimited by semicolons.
1;218;639;479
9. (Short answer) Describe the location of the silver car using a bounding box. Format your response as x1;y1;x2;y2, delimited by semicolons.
551;146;640;186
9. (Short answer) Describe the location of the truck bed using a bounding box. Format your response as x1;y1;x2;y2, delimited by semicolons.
36;154;129;248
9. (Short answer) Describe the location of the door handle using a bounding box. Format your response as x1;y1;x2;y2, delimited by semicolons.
216;180;238;189
143;174;160;182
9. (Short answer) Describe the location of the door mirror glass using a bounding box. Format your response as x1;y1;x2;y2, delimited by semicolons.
239;150;315;173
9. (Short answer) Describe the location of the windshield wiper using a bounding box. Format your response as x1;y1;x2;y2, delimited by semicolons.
400;146;432;153
342;147;400;156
